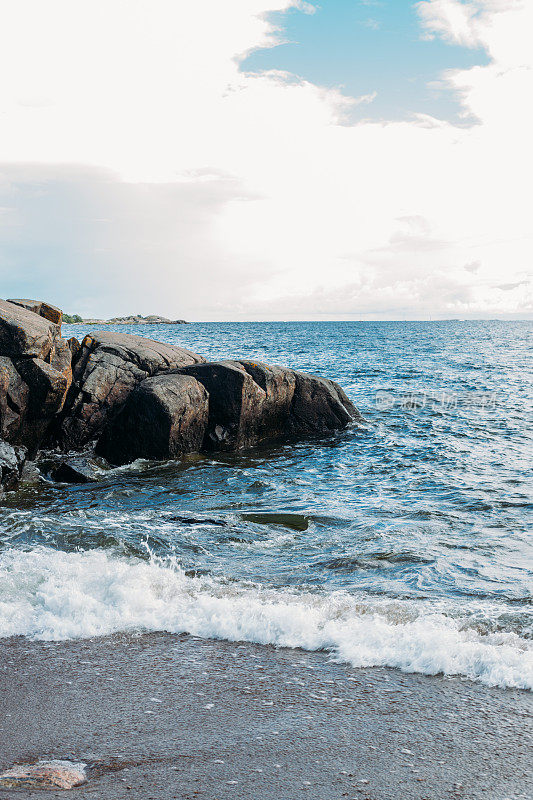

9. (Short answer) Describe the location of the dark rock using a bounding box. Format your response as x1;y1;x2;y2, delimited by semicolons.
98;360;361;463
0;298;59;360
289;369;360;433
14;358;69;457
177;360;361;451
96;372;209;465
0;356;30;440
67;336;81;363
7;298;63;326
56;331;205;450
0;439;26;493
48;457;101;484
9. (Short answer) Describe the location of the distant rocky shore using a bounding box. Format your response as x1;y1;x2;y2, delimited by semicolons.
64;313;188;325
0;297;362;493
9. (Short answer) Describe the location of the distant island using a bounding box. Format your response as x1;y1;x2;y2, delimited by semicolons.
63;314;188;325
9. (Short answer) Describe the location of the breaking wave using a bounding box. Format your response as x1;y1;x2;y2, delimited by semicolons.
1;546;531;690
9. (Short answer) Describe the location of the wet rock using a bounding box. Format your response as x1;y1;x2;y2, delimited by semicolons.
0;760;86;790
0;355;30;440
0;439;26;493
48;456;102;483
56;331;205;451
289;369;360;433
96;372;209;465
7;298;63;326
20;459;42;487
14;358;69;457
177;359;361;451
0;298;59;360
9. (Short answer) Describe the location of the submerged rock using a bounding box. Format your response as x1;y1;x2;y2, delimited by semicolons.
0;760;86;790
96;372;209;465
56;331;205;451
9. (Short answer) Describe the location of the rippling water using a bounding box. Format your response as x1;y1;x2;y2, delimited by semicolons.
1;321;532;688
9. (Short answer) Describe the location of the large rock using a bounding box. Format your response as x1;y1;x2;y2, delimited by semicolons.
7;298;63;326
98;360;361;463
0;439;26;493
96;372;209;464
177;360;361;451
0;298;59;360
0;300;72;456
56;331;205;450
14;358;69;455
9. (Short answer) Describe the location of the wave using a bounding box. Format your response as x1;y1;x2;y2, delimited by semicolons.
1;546;531;690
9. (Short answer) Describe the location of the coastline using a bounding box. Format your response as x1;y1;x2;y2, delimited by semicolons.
1;633;531;800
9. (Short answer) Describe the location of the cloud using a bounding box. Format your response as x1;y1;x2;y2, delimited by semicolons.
0;0;531;319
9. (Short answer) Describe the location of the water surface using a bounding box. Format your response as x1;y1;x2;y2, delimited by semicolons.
1;321;531;688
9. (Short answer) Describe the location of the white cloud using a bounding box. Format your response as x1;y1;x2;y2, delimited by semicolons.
0;0;531;319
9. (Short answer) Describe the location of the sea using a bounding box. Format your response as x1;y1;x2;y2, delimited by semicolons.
1;320;531;690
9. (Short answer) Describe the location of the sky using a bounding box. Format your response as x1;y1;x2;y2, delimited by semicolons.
0;0;531;320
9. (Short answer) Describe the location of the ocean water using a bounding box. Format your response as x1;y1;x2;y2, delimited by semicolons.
1;321;532;689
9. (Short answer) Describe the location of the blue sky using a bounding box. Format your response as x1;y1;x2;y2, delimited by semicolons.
243;0;489;122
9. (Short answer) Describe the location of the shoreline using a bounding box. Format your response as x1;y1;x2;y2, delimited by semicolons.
1;632;531;799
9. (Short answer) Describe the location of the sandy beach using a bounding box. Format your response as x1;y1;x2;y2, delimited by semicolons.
1;633;531;800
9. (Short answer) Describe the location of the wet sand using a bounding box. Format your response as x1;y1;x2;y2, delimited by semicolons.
1;632;531;800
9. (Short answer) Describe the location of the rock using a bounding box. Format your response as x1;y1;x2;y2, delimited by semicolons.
177;360;361;451
46;455;103;483
0;439;26;493
289;369;360;433
14;358;69;456
96;372;209;465
0;298;59;360
0;355;30;440
56;331;205;450
0;760;86;790
98;360;361;463
7;298;63;326
20;459;42;487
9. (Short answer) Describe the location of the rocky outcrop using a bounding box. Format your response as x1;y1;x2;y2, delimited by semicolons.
0;300;71;456
0;298;60;360
176;360;361;452
96;373;209;464
7;298;62;325
1;296;361;472
97;360;362;463
79;314;187;325
56;331;205;450
0;439;26;493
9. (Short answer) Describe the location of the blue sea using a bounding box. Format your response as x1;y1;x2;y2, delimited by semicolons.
1;321;531;689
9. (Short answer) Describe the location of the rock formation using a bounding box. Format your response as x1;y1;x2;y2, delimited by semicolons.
97;360;362;465
96;372;209;464
55;331;205;450
1;297;362;484
0;299;71;457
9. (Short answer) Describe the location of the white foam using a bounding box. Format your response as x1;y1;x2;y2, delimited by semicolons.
1;546;531;690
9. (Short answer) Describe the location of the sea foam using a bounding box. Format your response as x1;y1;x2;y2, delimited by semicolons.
1;546;531;690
